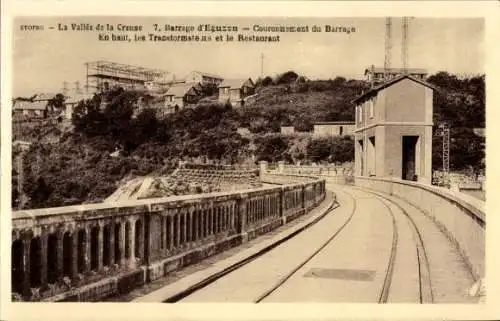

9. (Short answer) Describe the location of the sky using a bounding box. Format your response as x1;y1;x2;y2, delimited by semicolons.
12;16;484;97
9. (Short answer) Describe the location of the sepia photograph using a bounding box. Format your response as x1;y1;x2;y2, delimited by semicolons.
8;14;486;303
2;1;498;320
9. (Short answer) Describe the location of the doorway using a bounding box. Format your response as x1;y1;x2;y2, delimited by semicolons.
357;139;364;175
402;136;419;181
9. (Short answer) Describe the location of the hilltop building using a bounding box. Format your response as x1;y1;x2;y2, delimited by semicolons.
163;83;199;113
218;78;255;107
12;93;59;119
353;74;435;183
85;60;171;93
12;100;47;119
185;71;224;86
64;92;95;120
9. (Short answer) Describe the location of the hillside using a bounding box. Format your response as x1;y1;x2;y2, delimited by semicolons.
239;78;366;132
12;72;485;210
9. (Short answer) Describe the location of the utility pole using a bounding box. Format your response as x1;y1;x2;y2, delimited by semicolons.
384;17;392;81
260;53;264;78
401;17;410;74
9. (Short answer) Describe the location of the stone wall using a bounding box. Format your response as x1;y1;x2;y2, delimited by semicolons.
354;176;485;282
11;174;326;302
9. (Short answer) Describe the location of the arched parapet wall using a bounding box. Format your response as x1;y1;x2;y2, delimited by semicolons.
12;175;326;302
354;176;485;282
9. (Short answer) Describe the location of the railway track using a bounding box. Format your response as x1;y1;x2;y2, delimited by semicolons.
358;188;434;303
253;189;358;303
163;185;465;303
153;182;484;304
254;187;430;303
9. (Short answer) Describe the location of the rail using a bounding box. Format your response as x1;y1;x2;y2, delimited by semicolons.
354;176;485;282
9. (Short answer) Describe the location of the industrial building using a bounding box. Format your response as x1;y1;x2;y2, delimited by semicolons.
85;60;172;93
353;74;435;184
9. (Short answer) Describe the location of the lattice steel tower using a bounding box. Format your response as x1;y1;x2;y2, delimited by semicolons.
439;122;450;175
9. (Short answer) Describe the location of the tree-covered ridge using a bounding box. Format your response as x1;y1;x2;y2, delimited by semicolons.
12;72;485;210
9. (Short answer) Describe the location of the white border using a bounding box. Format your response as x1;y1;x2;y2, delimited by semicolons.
2;1;499;320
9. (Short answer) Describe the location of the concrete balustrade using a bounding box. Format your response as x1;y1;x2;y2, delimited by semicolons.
354;176;485;282
264;163;354;184
11;174;326;302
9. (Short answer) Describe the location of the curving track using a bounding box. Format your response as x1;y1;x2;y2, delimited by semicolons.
171;184;477;303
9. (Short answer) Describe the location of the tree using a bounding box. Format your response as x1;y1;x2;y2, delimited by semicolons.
254;134;291;162
275;71;299;85
47;93;66;113
261;76;273;87
306;136;354;163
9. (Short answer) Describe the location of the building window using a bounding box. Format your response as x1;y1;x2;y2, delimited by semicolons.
339;126;343;136
369;99;374;118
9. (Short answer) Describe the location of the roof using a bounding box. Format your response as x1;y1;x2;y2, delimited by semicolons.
352;74;437;104
189;71;223;80
13;100;47;110
364;67;428;75
165;84;197;97
86;60;168;78
219;78;254;89
314;121;355;126
33;93;58;101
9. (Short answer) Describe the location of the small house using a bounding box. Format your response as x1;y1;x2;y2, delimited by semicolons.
218;78;255;107
12;100;47;119
163;84;199;112
64;93;94;120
